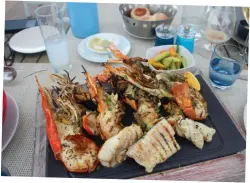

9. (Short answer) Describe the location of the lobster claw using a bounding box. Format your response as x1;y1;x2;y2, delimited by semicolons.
35;76;62;159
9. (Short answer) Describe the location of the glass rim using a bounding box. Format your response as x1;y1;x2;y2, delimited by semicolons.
35;4;65;17
208;6;236;11
213;43;245;62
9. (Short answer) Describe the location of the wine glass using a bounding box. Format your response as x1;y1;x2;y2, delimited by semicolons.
199;6;236;51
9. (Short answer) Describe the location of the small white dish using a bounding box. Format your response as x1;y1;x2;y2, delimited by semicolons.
244;103;247;129
2;92;19;151
78;33;131;63
145;45;196;74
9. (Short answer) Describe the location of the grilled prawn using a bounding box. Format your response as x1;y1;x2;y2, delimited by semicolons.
82;66;125;140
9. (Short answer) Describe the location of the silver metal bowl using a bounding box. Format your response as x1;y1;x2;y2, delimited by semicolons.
119;4;178;39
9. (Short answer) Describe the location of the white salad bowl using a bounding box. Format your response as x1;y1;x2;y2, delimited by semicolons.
145;45;196;74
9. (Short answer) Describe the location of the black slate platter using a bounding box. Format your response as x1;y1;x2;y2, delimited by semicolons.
45;74;246;179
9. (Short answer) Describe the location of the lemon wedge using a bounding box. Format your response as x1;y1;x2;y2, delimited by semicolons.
184;72;201;91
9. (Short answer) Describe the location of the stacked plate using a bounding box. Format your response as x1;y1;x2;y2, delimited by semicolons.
77;33;131;63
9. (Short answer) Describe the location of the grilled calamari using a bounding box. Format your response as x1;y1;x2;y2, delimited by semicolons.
175;118;216;149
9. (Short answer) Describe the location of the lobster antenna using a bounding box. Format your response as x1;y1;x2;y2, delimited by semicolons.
63;69;71;83
71;76;76;82
81;65;87;73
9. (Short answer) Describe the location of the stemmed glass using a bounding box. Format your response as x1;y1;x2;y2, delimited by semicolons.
199;6;236;51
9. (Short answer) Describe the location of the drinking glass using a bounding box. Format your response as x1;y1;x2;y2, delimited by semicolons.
209;44;245;89
200;6;236;51
35;4;72;74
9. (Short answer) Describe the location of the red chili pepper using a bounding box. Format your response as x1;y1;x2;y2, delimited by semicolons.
35;76;62;159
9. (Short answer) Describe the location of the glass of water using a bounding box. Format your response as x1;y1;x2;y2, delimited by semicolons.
35;4;72;74
209;44;245;89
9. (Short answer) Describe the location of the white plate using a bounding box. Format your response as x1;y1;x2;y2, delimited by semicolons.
9;26;45;54
244;103;247;129
78;33;131;63
2;92;19;151
145;45;196;74
9;26;59;54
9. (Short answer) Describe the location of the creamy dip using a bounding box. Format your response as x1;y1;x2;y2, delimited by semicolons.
89;37;112;52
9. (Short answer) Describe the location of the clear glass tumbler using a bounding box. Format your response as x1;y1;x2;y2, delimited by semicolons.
209;44;245;89
35;4;72;74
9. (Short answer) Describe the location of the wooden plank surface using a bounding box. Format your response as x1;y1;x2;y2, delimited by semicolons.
135;154;246;182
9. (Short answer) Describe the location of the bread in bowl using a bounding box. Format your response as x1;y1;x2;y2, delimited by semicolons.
139;15;154;21
130;7;150;20
152;12;168;21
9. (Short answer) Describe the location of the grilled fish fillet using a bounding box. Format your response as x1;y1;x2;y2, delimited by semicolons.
98;124;143;167
126;118;181;173
175;118;216;149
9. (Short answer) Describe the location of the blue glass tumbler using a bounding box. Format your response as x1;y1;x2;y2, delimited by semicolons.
66;2;99;38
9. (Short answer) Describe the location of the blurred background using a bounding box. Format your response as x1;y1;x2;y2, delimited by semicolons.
4;1;248;65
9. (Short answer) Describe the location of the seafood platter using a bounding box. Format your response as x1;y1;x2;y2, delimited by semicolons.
34;44;245;178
